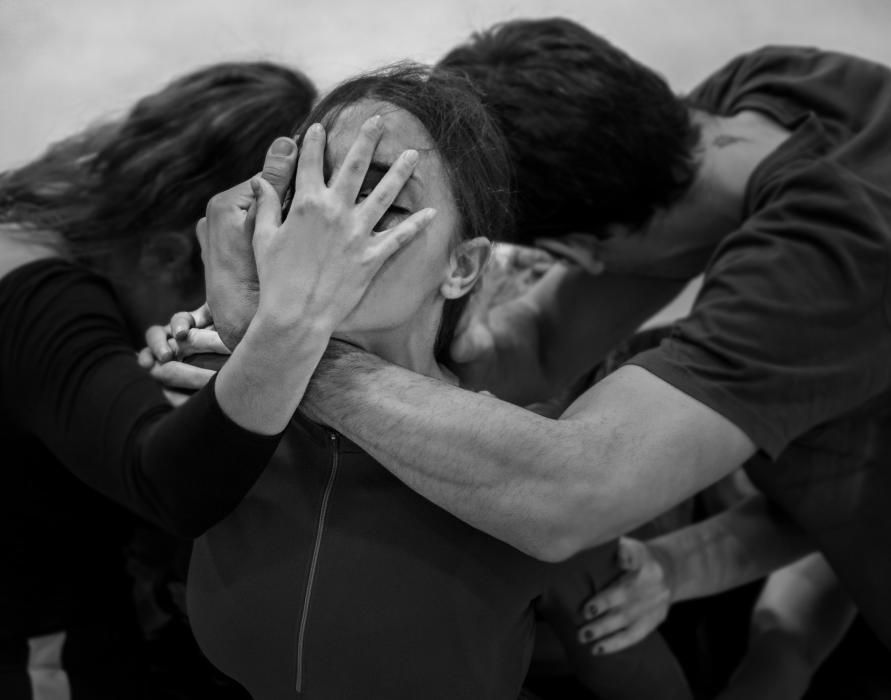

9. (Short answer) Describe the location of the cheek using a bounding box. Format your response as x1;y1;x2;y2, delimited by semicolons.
343;225;452;328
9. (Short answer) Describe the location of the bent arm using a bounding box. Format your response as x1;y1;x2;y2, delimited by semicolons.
718;553;855;700
305;343;755;561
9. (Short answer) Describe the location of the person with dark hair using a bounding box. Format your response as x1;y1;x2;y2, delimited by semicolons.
438;17;700;243
0;61;326;698
145;62;691;700
182;15;891;670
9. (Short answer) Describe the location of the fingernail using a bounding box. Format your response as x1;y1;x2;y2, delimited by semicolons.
403;149;419;165
592;645;603;655
270;137;296;156
369;114;382;128
584;603;598;619
579;628;595;643
309;122;324;137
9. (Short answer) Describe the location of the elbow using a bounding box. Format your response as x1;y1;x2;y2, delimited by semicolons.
516;486;615;564
526;533;586;564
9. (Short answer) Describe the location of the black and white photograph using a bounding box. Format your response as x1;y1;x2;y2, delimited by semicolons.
2;1;890;698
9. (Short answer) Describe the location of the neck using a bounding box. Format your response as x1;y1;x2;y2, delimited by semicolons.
639;108;791;276
334;305;452;383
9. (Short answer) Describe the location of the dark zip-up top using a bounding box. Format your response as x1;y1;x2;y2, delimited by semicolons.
188;416;690;700
0;259;282;640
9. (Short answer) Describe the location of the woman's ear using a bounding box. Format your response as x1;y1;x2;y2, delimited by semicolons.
441;237;492;300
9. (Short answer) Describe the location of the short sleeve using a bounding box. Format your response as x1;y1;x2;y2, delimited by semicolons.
630;162;891;459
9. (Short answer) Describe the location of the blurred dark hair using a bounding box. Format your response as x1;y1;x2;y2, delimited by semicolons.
293;62;513;361
0;61;316;292
438;17;700;243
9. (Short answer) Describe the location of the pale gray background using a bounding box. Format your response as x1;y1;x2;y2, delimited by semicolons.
3;0;890;322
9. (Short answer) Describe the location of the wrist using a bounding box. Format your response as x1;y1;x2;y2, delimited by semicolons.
252;303;338;339
649;540;680;603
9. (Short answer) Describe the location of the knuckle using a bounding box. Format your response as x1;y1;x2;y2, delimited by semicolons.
361;118;382;137
207;193;226;214
369;188;392;210
262;164;288;183
346;158;366;176
293;195;319;216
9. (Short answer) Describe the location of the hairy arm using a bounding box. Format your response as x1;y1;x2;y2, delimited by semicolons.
304;344;755;561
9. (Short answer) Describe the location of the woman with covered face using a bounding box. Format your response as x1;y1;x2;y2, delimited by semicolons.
153;64;691;700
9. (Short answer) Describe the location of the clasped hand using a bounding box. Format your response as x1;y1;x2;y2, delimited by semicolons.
140;116;436;390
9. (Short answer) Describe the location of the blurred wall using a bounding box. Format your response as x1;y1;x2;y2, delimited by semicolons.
3;0;890;321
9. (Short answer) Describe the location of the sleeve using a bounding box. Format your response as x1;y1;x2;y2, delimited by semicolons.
0;260;283;537
629;163;891;459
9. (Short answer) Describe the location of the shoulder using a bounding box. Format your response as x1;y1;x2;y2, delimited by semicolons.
689;45;868;113
0;245;125;342
737;158;891;305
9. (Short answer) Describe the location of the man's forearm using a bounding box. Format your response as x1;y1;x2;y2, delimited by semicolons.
304;344;753;561
651;495;814;602
305;344;590;560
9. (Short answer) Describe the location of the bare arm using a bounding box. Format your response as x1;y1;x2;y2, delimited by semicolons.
653;494;814;603
718;554;855;700
574;494;816;654
304;343;756;561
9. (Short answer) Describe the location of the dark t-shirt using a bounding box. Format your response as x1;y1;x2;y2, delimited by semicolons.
629;46;891;647
0;258;281;638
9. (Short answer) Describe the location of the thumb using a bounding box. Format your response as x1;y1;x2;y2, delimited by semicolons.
251;177;283;237
261;137;298;202
617;538;645;573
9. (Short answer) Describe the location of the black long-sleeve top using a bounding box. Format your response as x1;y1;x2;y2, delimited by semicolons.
0;258;282;638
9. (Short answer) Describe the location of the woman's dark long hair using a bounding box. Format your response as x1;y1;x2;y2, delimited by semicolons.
0;61;316;292
292;62;514;362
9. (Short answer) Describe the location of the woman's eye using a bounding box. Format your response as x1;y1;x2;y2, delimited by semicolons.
372;207;409;232
357;191;410;232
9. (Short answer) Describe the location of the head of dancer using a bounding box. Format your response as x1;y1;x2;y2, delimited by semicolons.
290;63;513;369
0;61;317;328
438;18;701;273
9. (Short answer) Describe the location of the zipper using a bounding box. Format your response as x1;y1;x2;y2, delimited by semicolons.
295;431;340;694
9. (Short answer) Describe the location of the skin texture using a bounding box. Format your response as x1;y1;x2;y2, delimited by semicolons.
150;109;797;561
148;101;491;394
321;100;488;375
210;114;437;435
718;553;856;700
575;495;815;652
